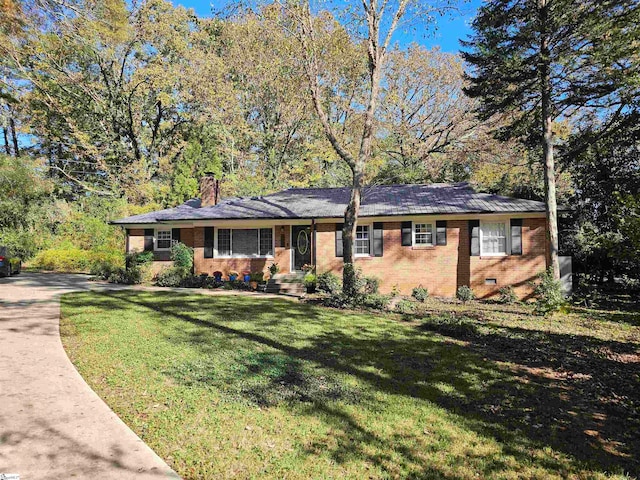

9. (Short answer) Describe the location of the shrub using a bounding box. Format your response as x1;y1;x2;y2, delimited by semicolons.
269;262;279;276
126;250;153;268
250;272;265;282
498;286;518;304
32;248;91;271
422;313;478;337
361;293;391;310
362;276;380;294
411;286;429;303
456;285;475;304
156;266;189;287
395;299;417;314
534;268;566;315
170;242;193;270
107;266;143;285
321;293;352;309
317;272;341;294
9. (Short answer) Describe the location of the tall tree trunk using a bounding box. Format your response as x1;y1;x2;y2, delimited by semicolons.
9;117;19;157
539;0;560;280
2;127;9;155
342;170;363;297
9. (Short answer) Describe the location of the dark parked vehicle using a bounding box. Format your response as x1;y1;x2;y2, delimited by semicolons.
0;246;21;277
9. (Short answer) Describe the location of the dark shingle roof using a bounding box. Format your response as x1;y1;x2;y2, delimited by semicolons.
112;183;545;224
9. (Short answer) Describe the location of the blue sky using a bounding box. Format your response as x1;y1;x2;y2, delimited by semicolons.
172;0;482;54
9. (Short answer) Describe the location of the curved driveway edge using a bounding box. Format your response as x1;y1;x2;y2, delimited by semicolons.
0;273;180;479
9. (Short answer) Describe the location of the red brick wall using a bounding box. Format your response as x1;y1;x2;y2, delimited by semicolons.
193;226;291;277
469;218;547;300
316;221;462;297
315;218;547;299
127;228;195;274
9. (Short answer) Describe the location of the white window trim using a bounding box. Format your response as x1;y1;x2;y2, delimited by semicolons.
354;223;373;257
214;226;275;259
479;220;511;257
154;228;172;251
412;221;434;247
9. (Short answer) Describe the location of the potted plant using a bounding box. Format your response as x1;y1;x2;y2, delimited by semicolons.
304;272;317;293
269;262;279;277
213;271;223;282
249;272;264;290
228;270;239;282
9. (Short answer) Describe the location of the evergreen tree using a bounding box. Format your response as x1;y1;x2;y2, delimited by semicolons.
462;0;640;278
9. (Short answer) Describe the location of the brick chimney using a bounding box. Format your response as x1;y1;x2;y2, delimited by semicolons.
200;173;220;207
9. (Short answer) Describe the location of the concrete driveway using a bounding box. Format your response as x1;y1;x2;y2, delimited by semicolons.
0;273;180;479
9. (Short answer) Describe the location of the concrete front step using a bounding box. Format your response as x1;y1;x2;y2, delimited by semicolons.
266;277;306;296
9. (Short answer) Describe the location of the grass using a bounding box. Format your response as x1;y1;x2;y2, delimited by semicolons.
60;291;640;479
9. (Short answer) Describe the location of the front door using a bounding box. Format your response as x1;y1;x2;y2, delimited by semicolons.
292;225;311;271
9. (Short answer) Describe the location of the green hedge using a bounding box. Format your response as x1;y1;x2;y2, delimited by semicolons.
32;247;124;273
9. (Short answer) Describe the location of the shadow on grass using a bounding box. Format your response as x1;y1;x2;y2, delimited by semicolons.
62;290;640;477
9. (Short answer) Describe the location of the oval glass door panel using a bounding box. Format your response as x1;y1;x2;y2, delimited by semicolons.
297;230;309;255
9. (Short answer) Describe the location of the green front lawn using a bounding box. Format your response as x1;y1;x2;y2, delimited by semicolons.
60;291;639;479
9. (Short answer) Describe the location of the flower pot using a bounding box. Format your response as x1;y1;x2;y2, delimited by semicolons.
229;274;237;282
213;275;222;282
250;281;258;290
243;274;251;282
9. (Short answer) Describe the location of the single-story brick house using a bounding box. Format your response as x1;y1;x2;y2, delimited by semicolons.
112;176;551;298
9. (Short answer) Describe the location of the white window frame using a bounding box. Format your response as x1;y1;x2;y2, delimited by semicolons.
154;228;172;251
354;224;372;257
479;220;510;257
214;226;275;259
412;222;434;247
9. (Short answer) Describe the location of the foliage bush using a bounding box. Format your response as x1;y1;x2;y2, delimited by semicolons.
534;268;566;315
362;276;380;294
107;266;143;285
126;250;154;268
361;293;391;310
498;286;518;304
421;313;478;337
250;272;265;282
170;242;193;269
269;262;279;276
456;285;475;304
411;286;429;303
32;247;91;271
156;267;190;287
394;298;417;314
317;272;341;294
321;293;352;309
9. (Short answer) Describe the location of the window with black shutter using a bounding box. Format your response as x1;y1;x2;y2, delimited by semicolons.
204;227;214;258
172;228;181;243
373;222;384;257
469;220;480;256
335;223;343;257
511;219;523;255
436;220;447;246
401;221;412;246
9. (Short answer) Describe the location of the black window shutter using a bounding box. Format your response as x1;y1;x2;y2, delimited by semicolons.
373;222;384;257
469;220;480;256
172;228;181;243
436;220;447;246
511;219;523;255
335;223;343;257
401;221;412;246
144;228;154;252
204;227;214;258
